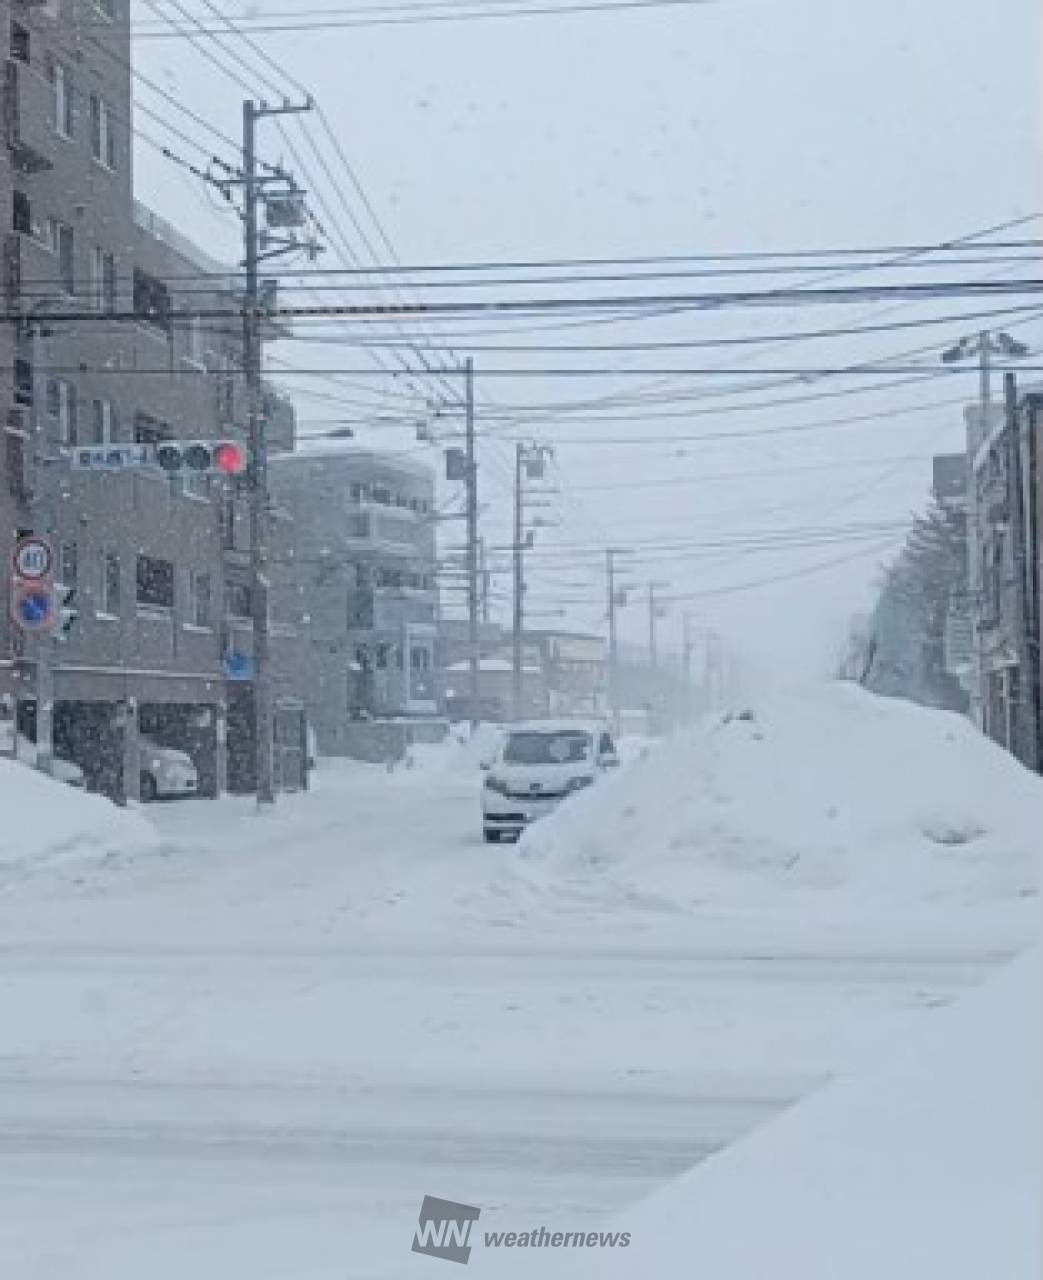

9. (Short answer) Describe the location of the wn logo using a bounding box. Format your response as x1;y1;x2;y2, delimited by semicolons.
411;1195;481;1265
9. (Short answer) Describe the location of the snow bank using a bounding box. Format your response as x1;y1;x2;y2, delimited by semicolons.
515;683;1041;914
402;720;504;777
0;759;158;866
498;946;1040;1280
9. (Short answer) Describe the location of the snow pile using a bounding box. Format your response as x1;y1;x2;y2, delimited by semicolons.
402;720;504;778
504;948;1040;1280
515;683;1041;913
0;759;158;867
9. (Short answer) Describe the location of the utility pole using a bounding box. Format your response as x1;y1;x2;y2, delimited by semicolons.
682;610;694;681
1006;372;1040;771
513;443;524;721
605;548;630;731
240;96;314;806
465;358;480;730
647;581;668;669
942;330;1029;733
479;538;491;626
512;441;554;720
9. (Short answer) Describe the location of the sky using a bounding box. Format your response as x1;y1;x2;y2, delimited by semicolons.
131;0;1040;682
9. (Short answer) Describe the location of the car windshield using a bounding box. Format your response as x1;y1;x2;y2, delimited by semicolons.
502;730;592;765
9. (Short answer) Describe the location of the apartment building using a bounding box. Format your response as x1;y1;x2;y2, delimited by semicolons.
0;0;303;799
268;447;441;756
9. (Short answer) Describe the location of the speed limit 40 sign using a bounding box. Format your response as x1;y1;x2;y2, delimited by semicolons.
13;536;54;582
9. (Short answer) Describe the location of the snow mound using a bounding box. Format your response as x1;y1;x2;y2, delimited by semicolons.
402;721;504;777
513;948;1040;1280
0;759;158;867
515;683;1041;913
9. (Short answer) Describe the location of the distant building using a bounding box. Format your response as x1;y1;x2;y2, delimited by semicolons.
268;447;441;755
440;623;606;723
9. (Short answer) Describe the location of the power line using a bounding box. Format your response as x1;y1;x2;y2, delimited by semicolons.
126;0;720;36
14;243;1042;295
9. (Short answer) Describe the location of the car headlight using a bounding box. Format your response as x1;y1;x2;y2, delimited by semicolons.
484;775;510;796
568;775;595;791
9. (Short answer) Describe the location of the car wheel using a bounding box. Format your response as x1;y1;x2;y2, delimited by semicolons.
483;827;501;844
140;772;158;803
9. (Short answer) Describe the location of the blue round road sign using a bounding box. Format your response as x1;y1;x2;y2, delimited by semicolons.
12;583;55;632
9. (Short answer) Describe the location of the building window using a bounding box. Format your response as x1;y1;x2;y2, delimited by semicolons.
47;378;76;444
91;398;114;445
214;353;235;422
187;571;211;628
101;552;120;616
185;314;206;365
95;0;117;18
89;94;116;169
224;580;253;620
376;644;390;670
10;22;29;63
136;555;174;611
371;485;391;505
51;61;74;138
47;219;75;294
12;191;30;234
14;358;32;407
346;513;370;539
91;247;117;313
133;268;171;333
60;542;78;588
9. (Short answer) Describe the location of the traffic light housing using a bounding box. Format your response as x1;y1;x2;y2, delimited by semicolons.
155;440;248;476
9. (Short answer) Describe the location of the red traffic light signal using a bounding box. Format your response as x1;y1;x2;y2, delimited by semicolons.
213;442;248;476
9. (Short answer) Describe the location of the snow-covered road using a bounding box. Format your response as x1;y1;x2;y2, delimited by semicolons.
0;725;1035;1278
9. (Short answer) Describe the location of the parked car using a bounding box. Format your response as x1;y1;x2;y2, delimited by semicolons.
481;720;619;843
139;737;199;802
10;733;86;789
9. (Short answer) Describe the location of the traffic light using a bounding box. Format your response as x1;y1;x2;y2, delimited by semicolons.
155;440;248;476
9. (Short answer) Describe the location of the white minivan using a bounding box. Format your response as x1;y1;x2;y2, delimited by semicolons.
480;720;619;843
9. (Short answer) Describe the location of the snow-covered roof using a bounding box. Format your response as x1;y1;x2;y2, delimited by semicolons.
445;658;541;674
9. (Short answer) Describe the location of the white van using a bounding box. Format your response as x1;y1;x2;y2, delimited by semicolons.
480;720;619;843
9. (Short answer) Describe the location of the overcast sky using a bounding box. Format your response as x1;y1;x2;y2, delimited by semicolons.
132;0;1039;682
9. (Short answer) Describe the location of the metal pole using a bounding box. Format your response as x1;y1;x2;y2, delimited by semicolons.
513;443;524;720
607;549;618;728
1006;372;1038;770
1027;398;1043;770
30;321;55;775
465;358;479;730
479;538;490;626
979;331;991;410
965;336;993;732
243;100;275;807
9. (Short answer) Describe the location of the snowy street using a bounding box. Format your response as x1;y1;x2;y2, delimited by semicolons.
0;693;1035;1278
